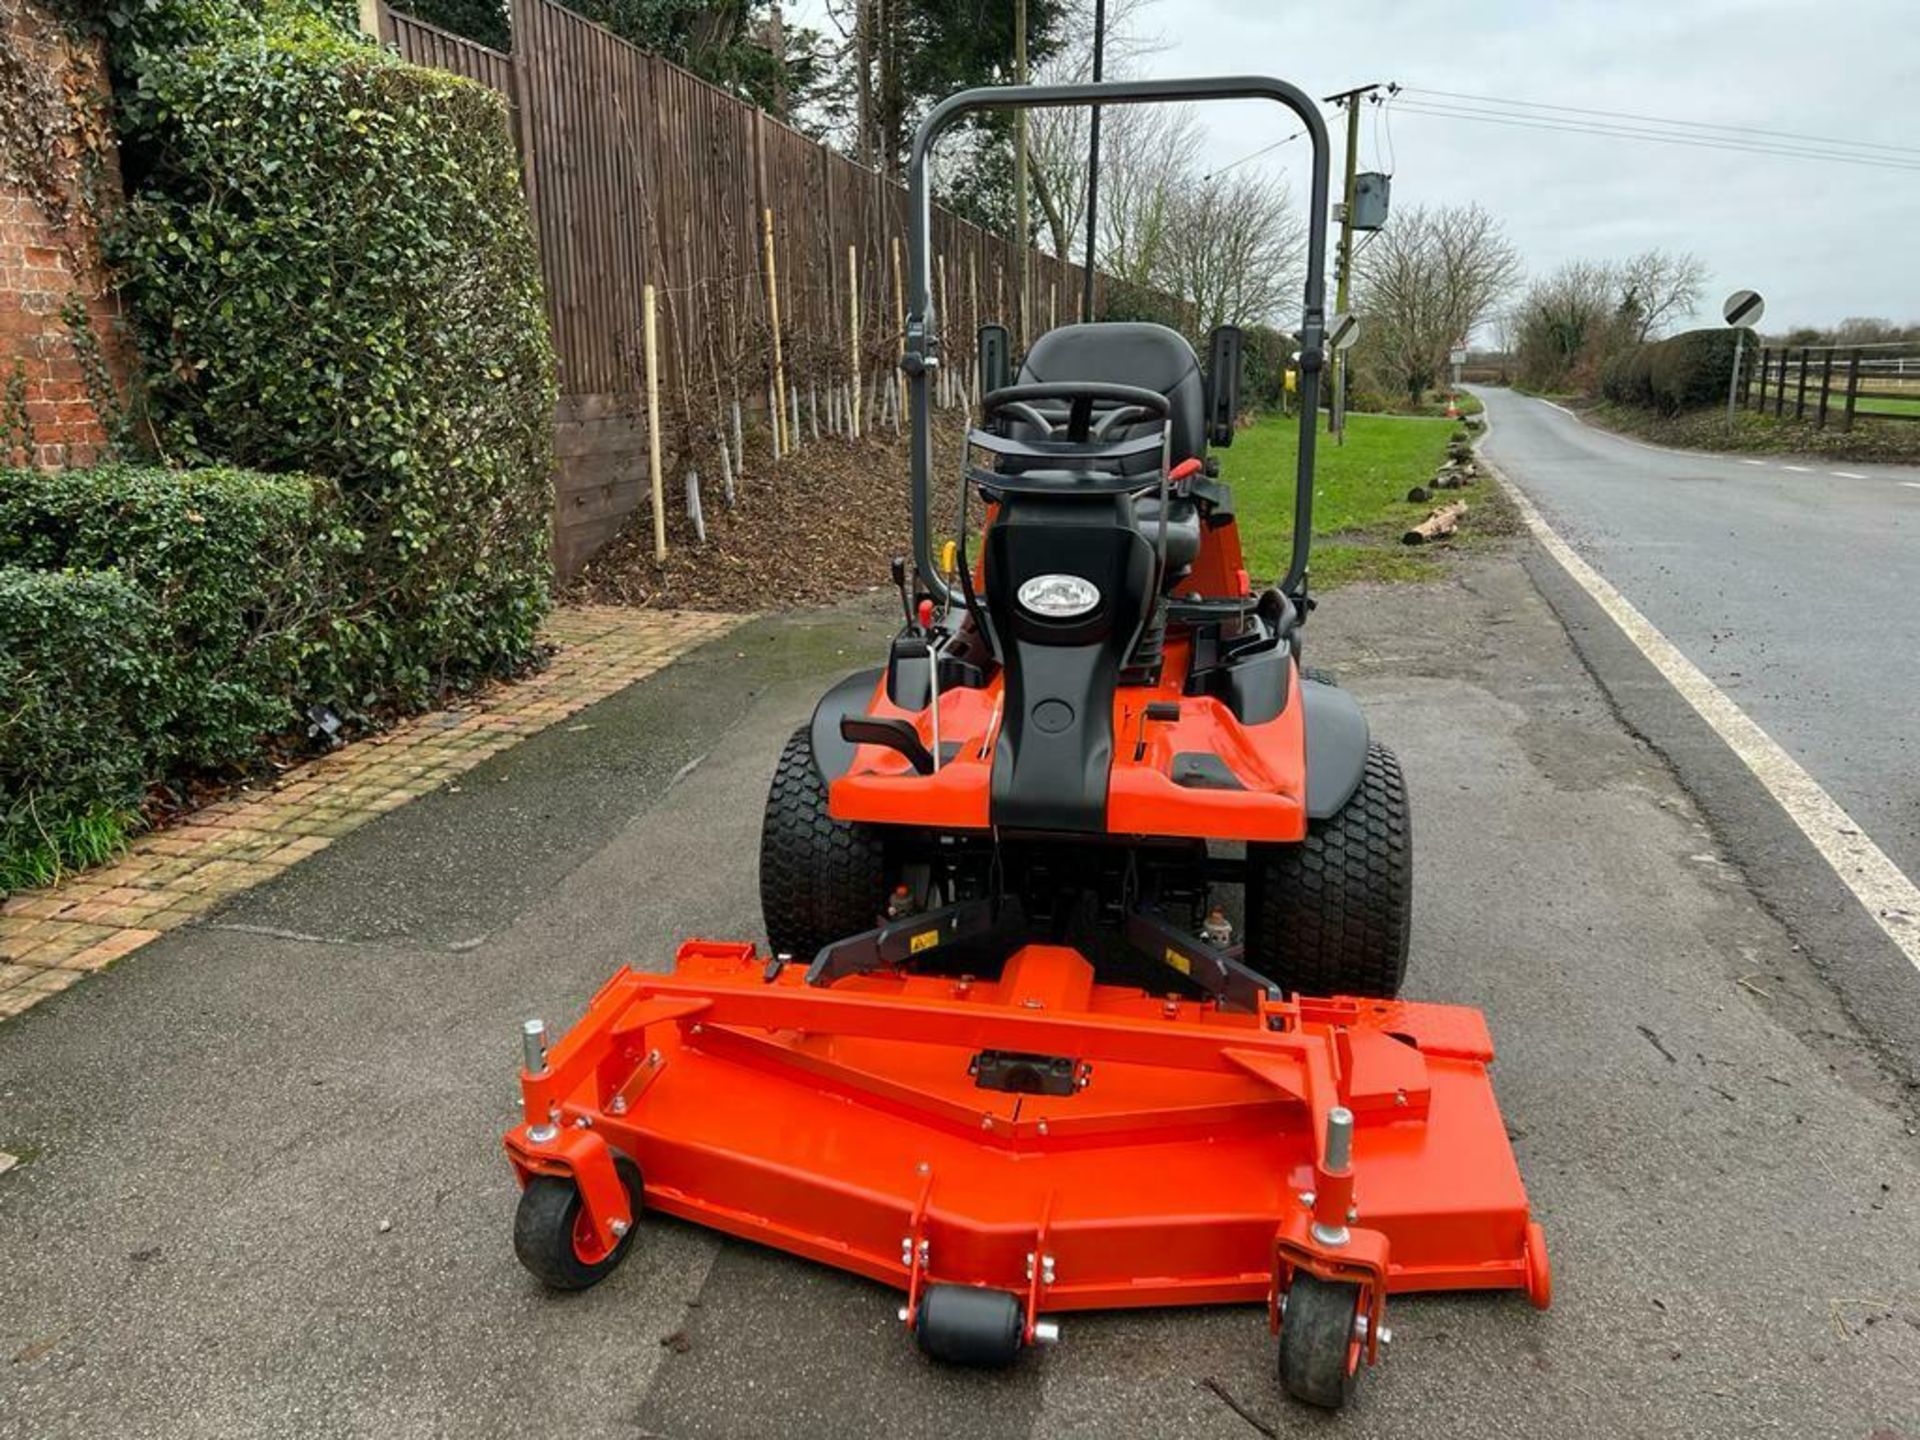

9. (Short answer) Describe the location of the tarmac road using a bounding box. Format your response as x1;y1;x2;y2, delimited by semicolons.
3;547;1919;1438
1474;386;1920;1075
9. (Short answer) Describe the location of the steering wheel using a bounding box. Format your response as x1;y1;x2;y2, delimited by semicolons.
982;381;1171;444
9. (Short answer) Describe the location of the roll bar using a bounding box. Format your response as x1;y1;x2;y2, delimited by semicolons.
903;76;1332;606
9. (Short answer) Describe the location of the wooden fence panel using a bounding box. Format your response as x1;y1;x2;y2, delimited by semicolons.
383;0;1149;576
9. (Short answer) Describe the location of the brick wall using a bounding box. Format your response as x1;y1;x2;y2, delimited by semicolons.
1;0;131;468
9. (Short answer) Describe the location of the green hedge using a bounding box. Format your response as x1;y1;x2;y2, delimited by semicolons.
110;0;557;706
1601;327;1753;415
0;569;159;890
0;464;357;770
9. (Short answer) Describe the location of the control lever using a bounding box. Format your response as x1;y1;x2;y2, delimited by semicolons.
890;556;915;632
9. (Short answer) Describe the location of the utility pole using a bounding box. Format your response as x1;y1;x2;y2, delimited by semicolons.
1013;0;1030;346
1080;0;1105;323
1325;82;1380;442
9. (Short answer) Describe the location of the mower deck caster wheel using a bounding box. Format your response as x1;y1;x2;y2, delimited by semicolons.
1278;1271;1365;1410
914;1285;1026;1368
513;1156;644;1292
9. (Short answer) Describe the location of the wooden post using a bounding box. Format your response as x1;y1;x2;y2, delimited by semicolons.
1751;347;1765;410
1843;348;1861;431
1794;346;1809;419
643;283;666;562
891;235;908;426
763;207;789;457
1817;348;1834;428
1774;348;1787;417
847;243;862;440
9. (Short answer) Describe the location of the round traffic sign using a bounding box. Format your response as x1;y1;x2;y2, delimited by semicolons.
1328;311;1360;352
1723;289;1764;328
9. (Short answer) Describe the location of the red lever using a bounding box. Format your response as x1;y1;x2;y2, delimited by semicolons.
916;598;934;631
1168;457;1203;483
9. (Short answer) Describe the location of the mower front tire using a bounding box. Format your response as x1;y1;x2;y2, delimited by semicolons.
513;1156;644;1292
759;725;892;964
1245;742;1411;998
1278;1271;1364;1409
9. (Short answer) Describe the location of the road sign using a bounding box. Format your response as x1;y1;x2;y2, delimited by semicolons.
1328;311;1360;352
1449;347;1469;366
1722;290;1764;420
1723;289;1765;328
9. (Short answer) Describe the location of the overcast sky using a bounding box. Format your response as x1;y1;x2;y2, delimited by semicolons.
788;0;1916;333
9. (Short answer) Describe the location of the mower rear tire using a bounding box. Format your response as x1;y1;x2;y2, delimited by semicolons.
513;1156;644;1292
914;1284;1026;1368
1278;1271;1363;1409
1245;742;1410;998
759;725;892;963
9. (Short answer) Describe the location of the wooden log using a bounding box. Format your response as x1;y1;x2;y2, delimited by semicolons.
1403;501;1466;545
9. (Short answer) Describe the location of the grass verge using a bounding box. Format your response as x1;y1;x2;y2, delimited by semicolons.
1222;410;1503;587
1582;399;1920;463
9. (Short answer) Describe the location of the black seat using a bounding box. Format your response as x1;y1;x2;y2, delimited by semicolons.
1005;322;1210;581
1015;322;1208;472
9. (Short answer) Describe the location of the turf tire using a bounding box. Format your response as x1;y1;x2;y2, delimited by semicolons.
759;724;892;963
1245;741;1411;998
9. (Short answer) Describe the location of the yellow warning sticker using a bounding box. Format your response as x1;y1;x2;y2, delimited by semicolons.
1164;947;1191;975
910;929;940;955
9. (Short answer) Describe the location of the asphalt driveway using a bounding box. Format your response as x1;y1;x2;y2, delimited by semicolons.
2;547;1916;1439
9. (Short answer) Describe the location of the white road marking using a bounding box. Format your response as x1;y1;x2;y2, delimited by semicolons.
1477;407;1920;974
1742;459;1769;467
1832;471;1868;480
1782;464;1813;473
1903;482;1920;491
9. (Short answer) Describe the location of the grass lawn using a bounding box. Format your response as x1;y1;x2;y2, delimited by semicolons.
1218;410;1464;587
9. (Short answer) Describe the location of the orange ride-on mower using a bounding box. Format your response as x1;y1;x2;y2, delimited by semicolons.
504;76;1549;1411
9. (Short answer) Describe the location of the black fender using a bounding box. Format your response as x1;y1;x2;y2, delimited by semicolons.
1302;677;1369;820
808;667;885;783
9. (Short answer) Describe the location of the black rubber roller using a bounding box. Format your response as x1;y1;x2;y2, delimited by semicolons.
914;1284;1026;1367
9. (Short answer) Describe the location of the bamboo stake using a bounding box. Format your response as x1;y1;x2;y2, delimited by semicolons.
938;256;953;409
762;207;789;457
644;282;666;562
891;234;908;424
847;244;862;440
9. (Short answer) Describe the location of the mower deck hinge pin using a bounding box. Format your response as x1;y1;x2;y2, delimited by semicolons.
1031;1319;1061;1346
520;1018;549;1077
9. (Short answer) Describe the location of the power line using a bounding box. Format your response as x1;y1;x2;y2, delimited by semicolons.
1399;85;1920;159
1390;100;1920;172
1200;129;1302;181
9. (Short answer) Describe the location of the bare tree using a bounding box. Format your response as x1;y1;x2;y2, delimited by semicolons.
1027;0;1165;263
1091;103;1201;294
1160;171;1304;332
1355;202;1521;406
1616;249;1706;342
1508;259;1624;391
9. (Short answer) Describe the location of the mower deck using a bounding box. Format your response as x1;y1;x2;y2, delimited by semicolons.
505;940;1548;1363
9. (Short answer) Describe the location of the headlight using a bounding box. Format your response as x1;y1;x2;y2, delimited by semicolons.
1017;573;1101;619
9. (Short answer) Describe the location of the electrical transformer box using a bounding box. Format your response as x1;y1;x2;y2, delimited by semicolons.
1352;172;1390;231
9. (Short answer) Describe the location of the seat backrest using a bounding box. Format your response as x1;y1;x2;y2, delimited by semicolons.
1014;322;1207;470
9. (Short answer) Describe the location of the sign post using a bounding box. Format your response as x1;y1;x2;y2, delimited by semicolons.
1327;311;1360;443
1723;289;1765;421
